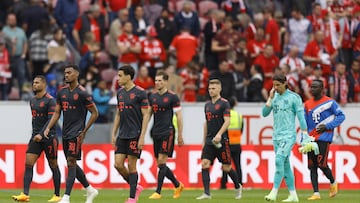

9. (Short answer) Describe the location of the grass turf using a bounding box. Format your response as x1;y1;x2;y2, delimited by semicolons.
2;188;359;203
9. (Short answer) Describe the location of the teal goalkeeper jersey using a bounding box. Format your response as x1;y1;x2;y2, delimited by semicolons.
262;89;307;141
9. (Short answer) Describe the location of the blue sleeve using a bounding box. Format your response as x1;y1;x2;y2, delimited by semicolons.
54;0;63;26
325;102;346;130
93;88;111;104
262;105;272;117
294;95;307;130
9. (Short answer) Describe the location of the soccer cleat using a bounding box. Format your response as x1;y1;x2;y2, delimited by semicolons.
196;193;211;200
264;191;277;201
12;192;30;202
124;198;136;203
57;198;70;203
48;195;61;202
282;194;299;202
329;182;338;197
235;185;242;199
307;194;321;200
173;182;184;199
85;188;98;203
135;184;144;201
149;192;162;199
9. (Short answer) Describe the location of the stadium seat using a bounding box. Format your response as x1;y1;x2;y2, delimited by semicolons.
198;0;218;17
176;0;196;12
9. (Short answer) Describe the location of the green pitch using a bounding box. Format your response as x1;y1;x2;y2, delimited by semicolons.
2;189;359;203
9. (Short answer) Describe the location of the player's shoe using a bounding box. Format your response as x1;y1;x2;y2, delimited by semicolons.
135;184;144;201
124;198;136;203
173;182;184;199
235;185;242;199
12;192;30;202
85;188;98;203
57;198;70;203
196;193;211;200
264;191;277;201
329;182;338;197
307;194;321;200
48;195;61;202
282;194;299;202
149;192;162;199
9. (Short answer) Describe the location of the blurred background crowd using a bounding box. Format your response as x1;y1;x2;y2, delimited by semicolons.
0;0;360;122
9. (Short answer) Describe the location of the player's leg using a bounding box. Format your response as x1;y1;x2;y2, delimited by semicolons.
219;141;241;199
307;149;321;200
125;138;143;202
196;144;214;199
265;140;282;201
114;138;130;183
12;141;41;202
150;138;164;198
44;136;61;202
317;141;337;198
232;144;242;185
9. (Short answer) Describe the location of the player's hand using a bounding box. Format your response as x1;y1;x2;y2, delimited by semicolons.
33;134;42;142
269;88;275;99
138;137;145;150
213;135;221;144
316;124;326;133
177;134;184;146
43;128;50;139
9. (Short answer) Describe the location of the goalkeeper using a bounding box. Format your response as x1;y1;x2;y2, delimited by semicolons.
303;79;345;200
262;73;309;202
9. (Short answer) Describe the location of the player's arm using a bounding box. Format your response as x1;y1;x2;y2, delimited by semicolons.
138;106;151;150
175;108;184;146
44;103;61;138
111;108;120;146
39;99;56;138
213;116;230;143
318;101;346;132
262;88;275;117
294;95;307;132
83;105;99;137
203;122;207;146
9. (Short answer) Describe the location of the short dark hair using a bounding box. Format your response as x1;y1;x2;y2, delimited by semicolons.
119;64;135;80
272;73;287;83
63;64;80;72
156;70;169;80
34;75;46;82
228;97;236;108
312;79;324;88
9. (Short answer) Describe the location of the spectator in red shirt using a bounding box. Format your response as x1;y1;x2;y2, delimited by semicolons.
117;21;141;74
254;44;279;92
0;37;10;100
263;7;280;54
169;27;199;70
72;4;106;51
139;26;166;80
303;30;338;79
307;3;324;33
179;61;199;102
134;65;154;92
247;27;267;60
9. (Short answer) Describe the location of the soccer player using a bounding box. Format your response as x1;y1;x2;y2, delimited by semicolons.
196;79;241;200
111;64;151;203
220;97;243;193
12;75;61;202
304;79;345;200
148;71;184;199
262;73;307;202
44;64;99;203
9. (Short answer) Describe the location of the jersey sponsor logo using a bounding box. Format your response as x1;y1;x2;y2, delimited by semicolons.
312;112;321;123
118;102;125;111
73;93;79;100
31;110;36;118
206;112;212;121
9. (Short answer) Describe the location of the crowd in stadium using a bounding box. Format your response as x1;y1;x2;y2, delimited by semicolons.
0;0;359;106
